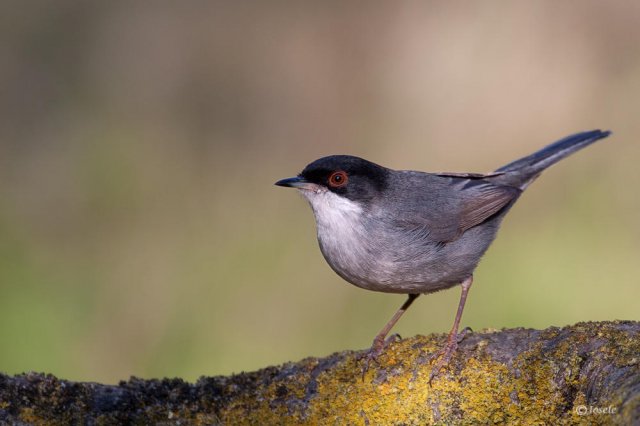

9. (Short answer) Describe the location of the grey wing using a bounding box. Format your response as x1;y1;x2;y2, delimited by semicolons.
385;173;521;243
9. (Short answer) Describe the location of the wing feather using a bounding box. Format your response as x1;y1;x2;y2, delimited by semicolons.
385;172;520;243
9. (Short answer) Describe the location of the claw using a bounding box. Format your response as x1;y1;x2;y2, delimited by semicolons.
457;327;472;343
428;339;458;384
358;336;385;380
359;349;380;380
428;326;471;384
385;333;402;344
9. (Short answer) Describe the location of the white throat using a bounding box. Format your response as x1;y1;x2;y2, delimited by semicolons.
298;188;363;231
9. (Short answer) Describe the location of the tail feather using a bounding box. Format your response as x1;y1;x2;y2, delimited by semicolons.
493;130;611;188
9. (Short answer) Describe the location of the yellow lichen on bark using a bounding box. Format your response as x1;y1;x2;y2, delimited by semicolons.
213;321;638;425
0;321;637;424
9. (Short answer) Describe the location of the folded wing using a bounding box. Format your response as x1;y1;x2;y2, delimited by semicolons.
386;173;521;243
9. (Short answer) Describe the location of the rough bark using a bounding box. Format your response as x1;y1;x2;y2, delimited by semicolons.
0;321;638;425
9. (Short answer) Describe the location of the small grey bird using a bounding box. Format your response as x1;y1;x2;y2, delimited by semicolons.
275;129;610;381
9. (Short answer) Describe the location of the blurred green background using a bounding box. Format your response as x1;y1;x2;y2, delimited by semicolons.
0;2;638;384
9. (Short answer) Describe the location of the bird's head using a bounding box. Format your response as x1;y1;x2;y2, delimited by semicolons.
275;155;389;210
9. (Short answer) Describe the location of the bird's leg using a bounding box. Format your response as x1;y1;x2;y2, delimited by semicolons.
429;275;473;383
360;293;419;378
371;293;420;352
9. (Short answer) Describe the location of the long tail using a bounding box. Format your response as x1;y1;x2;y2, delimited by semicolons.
492;129;611;188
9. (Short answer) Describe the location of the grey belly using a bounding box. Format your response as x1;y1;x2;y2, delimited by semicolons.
317;221;500;294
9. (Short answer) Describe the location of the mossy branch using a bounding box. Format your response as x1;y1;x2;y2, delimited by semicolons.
1;321;638;425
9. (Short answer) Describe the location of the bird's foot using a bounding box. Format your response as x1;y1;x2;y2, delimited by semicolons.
428;328;470;384
358;334;401;380
428;339;457;384
358;337;384;380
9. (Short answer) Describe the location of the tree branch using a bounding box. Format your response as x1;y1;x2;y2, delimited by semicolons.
1;321;638;424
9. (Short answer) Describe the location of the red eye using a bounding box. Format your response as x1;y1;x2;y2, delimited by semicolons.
328;171;348;188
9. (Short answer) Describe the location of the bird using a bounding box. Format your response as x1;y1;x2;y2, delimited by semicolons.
275;129;610;381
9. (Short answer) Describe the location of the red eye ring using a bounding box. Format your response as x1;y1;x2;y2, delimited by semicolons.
328;171;348;188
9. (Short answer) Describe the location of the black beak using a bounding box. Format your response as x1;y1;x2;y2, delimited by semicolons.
275;176;314;189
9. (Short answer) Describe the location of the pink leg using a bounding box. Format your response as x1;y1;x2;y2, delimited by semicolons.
429;275;473;383
361;293;420;378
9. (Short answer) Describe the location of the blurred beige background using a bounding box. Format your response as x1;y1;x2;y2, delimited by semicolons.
0;2;638;384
